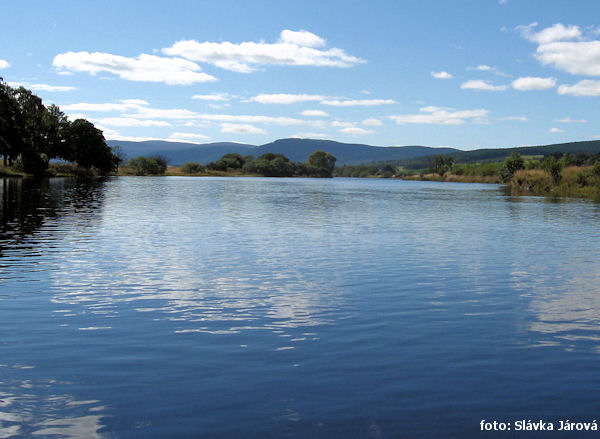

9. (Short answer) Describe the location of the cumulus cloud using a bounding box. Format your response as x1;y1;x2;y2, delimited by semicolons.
97;117;171;127
220;123;266;134
461;79;507;91
191;93;231;101
320;98;396;106
340;126;373;135
558;80;600;96
362;118;383;126
162;29;364;73
471;64;494;71
168;132;210;143
511;76;556;91
555;117;587;123
301;109;329;117
7;81;75;92
291;132;330;139
536;41;600;76
249;94;395;107
518;22;582;44
170;132;210;139
389;106;488;125
249;93;324;104
0;60;11;69
431;71;453;79
499;116;530;122
53;52;216;84
518;23;600;78
279;30;326;48
60;99;150;113
550;127;565;133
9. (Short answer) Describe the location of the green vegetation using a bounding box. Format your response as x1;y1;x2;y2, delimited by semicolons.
0;78;120;177
121;156;169;176
122;150;337;178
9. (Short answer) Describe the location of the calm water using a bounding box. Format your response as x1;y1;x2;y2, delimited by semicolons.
1;176;600;438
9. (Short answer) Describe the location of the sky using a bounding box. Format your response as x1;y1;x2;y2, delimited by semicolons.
1;0;600;150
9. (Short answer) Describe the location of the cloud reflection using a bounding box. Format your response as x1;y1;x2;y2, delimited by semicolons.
0;382;107;438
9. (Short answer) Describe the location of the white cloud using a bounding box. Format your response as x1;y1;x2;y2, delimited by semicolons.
7;81;75;92
460;79;507;91
168;132;210;143
249;93;324;104
550;127;565;133
340;127;373;135
301;109;329;117
518;23;600;77
0;60;11;69
519;23;582;44
389;106;488;125
279;30;325;48
291;132;330;139
53;52;216;84
162;29;364;73
511;76;556;91
191;93;231;101
558;80;600;96
331;121;354;128
474;64;493;71
30;83;76;92
195;114;304;125
362;118;383;126
220;123;266;134
170;132;210;140
499;116;530;122
98;117;171;127
60;100;149;113
536;41;600;76
555;117;587;123
320;98;396;106
431;71;453;79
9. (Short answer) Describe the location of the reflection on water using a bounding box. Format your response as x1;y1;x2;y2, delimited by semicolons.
3;177;600;438
0;367;107;438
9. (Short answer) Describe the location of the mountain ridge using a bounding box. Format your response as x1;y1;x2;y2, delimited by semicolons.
106;138;600;167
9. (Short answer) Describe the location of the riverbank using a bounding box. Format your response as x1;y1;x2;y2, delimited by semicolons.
402;173;501;184
509;166;600;200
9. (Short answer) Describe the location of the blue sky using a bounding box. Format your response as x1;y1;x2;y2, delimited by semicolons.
1;0;599;150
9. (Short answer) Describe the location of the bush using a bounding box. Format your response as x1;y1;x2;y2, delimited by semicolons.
180;162;205;174
127;156;167;175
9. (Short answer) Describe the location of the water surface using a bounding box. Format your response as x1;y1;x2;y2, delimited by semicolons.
1;176;600;438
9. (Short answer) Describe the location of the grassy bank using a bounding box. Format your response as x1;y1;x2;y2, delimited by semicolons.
509;166;600;200
402;173;501;184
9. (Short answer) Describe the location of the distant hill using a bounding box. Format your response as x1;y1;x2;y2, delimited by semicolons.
398;140;600;169
107;138;458;166
107;138;600;168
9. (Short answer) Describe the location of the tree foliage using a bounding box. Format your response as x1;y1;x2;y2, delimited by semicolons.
429;155;455;176
500;152;525;183
127;156;168;175
0;78;118;176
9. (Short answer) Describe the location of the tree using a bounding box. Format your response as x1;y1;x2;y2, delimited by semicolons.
43;104;70;159
307;150;337;178
0;79;24;166
181;162;205;174
429;155;454;177
127;156;167;175
64;119;118;173
541;155;563;184
500;152;525;183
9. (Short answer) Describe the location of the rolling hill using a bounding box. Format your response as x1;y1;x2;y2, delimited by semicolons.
107;138;600;168
107;138;458;166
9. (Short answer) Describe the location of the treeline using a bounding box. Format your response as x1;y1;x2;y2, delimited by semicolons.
0;78;119;176
123;150;337;178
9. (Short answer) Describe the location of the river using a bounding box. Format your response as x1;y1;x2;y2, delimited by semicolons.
1;176;600;438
